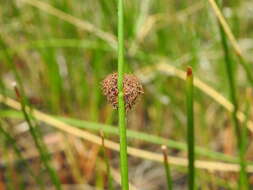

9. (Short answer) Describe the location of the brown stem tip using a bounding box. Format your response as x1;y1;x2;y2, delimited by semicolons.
161;145;168;162
186;67;193;77
12;82;21;100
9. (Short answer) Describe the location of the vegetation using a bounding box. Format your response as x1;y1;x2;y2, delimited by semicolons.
0;0;253;189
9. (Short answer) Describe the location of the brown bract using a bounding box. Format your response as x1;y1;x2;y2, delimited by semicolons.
102;73;144;111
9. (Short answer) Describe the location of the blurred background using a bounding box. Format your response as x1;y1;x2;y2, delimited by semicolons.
0;0;253;189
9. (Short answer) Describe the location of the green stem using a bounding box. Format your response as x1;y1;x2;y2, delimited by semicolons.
218;24;248;190
186;67;195;190
117;0;129;189
100;131;114;190
14;85;62;190
237;56;253;87
162;145;173;190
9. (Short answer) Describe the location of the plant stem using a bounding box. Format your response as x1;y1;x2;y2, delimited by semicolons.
186;67;195;190
161;145;173;190
117;0;129;189
100;131;114;190
218;23;248;189
13;84;62;190
237;56;253;87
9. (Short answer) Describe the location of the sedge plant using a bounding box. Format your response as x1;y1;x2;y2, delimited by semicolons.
13;83;62;190
216;0;248;186
161;145;173;190
100;131;114;190
218;24;249;189
117;0;129;189
186;67;195;190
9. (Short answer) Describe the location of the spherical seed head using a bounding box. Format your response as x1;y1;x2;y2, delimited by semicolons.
102;73;119;109
102;73;144;111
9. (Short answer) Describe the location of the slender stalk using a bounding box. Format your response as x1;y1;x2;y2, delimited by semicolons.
186;67;195;190
117;0;129;189
100;131;114;190
207;0;253;87
218;23;248;189
161;145;173;190
237;56;253;87
240;89;251;188
13;83;62;190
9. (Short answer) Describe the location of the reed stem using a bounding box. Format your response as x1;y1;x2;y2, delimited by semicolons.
117;0;129;189
100;131;114;190
218;23;248;189
13;83;62;190
161;145;173;190
186;67;195;190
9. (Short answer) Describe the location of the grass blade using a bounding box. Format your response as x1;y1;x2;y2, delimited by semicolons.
218;20;249;189
186;67;195;190
219;18;248;189
100;131;114;190
207;0;253;87
162;145;173;190
117;0;129;189
13;84;62;190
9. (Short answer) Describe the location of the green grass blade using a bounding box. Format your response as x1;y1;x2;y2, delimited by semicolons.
240;91;251;188
100;131;114;190
186;67;195;190
117;0;129;189
13;84;62;190
162;145;173;190
218;22;248;190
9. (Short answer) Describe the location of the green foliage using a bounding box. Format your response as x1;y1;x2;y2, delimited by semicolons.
0;0;253;189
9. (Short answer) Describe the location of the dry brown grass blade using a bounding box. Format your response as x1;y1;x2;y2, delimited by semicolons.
207;0;242;57
20;0;117;49
135;62;253;133
1;94;253;173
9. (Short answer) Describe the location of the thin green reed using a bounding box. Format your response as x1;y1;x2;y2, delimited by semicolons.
241;89;251;186
218;24;248;189
117;0;129;189
186;67;195;190
13;84;62;190
100;131;114;190
237;56;253;87
162;145;173;190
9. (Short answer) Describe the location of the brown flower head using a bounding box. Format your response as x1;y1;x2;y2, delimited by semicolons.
102;73;144;111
